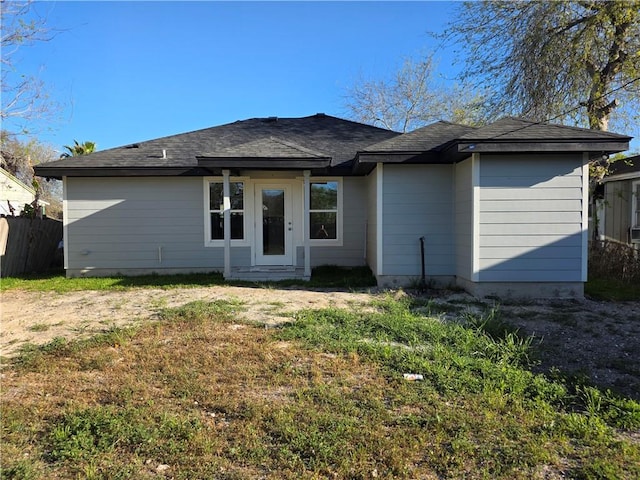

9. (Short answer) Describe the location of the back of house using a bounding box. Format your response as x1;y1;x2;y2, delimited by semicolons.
35;114;632;298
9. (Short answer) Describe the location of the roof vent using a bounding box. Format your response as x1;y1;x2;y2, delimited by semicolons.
266;116;278;123
316;112;326;116
125;143;139;149
162;149;167;159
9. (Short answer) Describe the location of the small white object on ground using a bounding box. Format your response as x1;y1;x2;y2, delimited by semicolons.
403;373;424;381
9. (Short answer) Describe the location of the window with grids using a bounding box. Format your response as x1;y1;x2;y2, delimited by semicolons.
309;181;338;240
208;181;244;240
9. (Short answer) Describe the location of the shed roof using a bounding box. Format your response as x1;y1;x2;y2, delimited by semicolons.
602;155;640;182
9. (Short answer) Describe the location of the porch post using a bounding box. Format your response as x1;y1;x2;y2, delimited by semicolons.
222;169;231;279
303;170;311;278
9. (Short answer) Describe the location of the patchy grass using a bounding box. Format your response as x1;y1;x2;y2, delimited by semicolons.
0;271;227;293
586;277;640;301
306;265;377;288
27;323;51;332
2;297;638;479
0;266;377;293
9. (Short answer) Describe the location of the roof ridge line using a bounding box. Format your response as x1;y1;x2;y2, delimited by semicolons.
267;136;329;158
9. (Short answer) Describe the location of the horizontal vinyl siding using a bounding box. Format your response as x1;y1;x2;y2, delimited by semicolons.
382;164;454;276
65;177;248;271
455;158;473;280
478;154;584;282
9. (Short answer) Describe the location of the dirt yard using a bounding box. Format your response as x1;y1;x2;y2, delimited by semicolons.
2;286;639;399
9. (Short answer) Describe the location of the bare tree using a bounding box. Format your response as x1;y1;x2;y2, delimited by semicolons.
344;54;488;132
1;1;57;127
442;0;640;132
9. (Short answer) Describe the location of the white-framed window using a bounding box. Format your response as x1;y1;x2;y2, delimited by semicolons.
308;178;343;246
204;177;248;246
632;180;640;228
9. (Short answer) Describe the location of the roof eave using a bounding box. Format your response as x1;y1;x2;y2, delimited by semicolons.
457;140;630;154
33;166;206;179
602;171;640;183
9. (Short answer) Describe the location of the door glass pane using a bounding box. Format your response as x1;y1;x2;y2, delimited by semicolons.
262;189;285;255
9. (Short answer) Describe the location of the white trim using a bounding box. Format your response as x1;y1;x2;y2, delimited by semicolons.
303;170;311;277
62;176;69;270
601;172;640;183
582;154;589;281
254;181;294;266
307;177;344;247
471;153;480;282
376;163;383;276
1;168;36;195
223;170;231;278
203;176;250;247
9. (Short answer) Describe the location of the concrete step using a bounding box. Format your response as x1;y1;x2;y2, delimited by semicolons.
227;266;309;282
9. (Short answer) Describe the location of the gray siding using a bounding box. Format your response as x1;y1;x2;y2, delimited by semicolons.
366;169;378;274
478;154;584;282
454;158;473;281
603;179;633;243
65;177;248;273
382;164;455;276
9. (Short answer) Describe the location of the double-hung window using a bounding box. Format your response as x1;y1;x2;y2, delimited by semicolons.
206;180;245;244
309;179;342;245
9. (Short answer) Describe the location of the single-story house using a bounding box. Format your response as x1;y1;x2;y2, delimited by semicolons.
599;155;639;246
35;114;631;297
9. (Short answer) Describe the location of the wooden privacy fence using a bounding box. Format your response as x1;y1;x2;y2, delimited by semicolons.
0;216;63;277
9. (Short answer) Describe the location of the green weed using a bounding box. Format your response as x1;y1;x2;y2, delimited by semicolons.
2;297;639;479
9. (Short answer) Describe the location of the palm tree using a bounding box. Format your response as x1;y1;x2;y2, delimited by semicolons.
60;140;96;158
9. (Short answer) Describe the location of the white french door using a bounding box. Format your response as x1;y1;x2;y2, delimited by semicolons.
254;184;293;265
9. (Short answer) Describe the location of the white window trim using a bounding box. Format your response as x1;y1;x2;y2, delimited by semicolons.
203;176;250;247
632;179;640;228
308;177;343;247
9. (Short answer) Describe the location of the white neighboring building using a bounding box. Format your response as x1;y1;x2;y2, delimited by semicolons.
0;168;48;216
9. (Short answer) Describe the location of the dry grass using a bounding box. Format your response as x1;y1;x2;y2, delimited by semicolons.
589;240;640;283
2;298;639;479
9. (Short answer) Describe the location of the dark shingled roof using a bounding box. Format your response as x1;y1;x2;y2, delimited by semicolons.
606;155;640;178
35;114;632;178
36;114;399;176
459;117;631;142
199;137;330;159
362;121;477;153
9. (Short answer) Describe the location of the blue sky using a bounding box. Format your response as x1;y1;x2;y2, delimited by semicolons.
8;1;460;153
6;1;638;154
